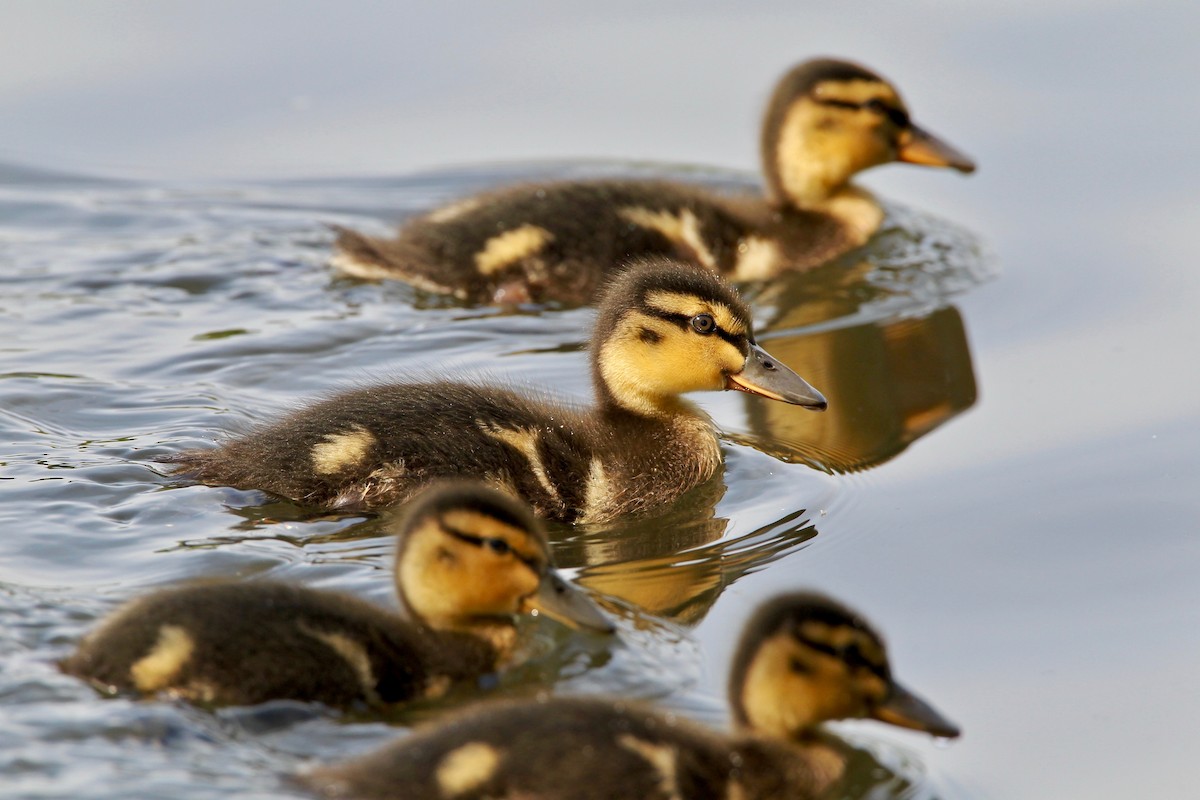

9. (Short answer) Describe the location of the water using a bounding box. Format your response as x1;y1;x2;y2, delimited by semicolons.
4;4;1200;799
0;162;990;798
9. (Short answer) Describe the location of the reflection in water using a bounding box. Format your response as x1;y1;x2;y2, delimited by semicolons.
576;509;817;625
547;479;820;624
739;304;977;473
829;731;949;800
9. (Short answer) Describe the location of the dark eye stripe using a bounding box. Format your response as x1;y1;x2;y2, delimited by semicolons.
646;309;745;348
815;97;909;127
442;524;541;571
798;635;886;674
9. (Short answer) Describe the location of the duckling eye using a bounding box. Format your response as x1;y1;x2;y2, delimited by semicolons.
485;538;511;555
789;656;810;674
691;314;716;335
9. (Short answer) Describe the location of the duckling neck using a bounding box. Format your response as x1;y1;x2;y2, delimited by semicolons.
731;728;847;798
420;613;519;661
768;176;883;245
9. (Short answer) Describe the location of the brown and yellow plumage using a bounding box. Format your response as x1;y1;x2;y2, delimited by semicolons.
307;591;960;799
331;58;975;304
169;259;826;522
61;483;611;709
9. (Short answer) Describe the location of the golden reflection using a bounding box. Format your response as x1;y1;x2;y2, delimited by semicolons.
549;479;818;625
739;303;977;473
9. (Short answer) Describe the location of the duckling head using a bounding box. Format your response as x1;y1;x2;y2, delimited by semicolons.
393;482;613;634
762;58;976;208
729;592;960;741
592;258;827;417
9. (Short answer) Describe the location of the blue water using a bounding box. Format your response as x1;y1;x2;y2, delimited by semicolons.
4;4;1200;798
0;161;992;798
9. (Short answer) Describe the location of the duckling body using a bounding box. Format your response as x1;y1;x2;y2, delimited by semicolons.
308;592;960;799
171;260;826;522
332;180;846;305
331;58;975;305
61;483;611;708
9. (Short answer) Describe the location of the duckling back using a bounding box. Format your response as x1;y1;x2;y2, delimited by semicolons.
308;696;844;800
334;180;759;305
330;57;974;305
171;259;824;522
61;581;494;708
61;483;610;708
171;382;595;517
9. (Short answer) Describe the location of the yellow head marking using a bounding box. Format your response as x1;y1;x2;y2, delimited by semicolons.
812;78;899;107
397;509;543;629
774;78;901;207
739;628;886;738
130;625;194;693
474;224;553;276
436;742;501;797
617;207;717;269
598;291;748;415
642;289;745;336
311;425;375;475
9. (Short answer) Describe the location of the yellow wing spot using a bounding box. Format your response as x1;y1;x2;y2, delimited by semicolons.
733;236;781;281
577;457;613;525
426;196;483;224
474;225;554;276
436;741;502;797
617;734;682;800
328;250;399;281
299;623;380;705
642;289;746;337
130;625;195;693
311;426;376;475
726;780;749;800
618;206;717;269
478;422;560;502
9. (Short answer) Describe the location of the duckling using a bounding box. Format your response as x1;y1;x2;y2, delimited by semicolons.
60;482;613;709
169;259;827;523
306;591;960;800
331;57;976;305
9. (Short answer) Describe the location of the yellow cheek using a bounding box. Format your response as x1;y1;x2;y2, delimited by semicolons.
460;558;539;616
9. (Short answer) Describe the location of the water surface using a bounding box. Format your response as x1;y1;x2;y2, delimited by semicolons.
1;162;991;798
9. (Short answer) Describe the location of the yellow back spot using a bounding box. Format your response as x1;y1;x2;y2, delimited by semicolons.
617;734;681;798
130;624;195;693
618;207;717;269
299;624;380;705
436;741;501;797
477;423;559;502
734;236;781;281
474;225;553;275
426;196;483;224
311;426;376;475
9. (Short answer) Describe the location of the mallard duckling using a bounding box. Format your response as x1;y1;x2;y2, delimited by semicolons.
331;57;975;305
169;259;826;523
61;482;612;708
307;591;959;800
